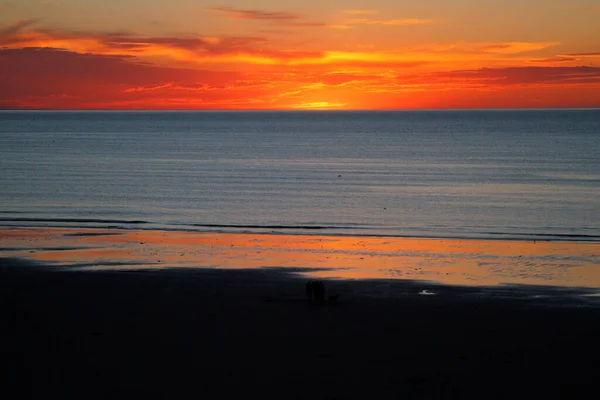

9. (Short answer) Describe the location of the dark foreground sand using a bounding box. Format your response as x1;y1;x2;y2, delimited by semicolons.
2;258;600;400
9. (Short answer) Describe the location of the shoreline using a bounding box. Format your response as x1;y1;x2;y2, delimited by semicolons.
2;222;600;243
2;226;600;293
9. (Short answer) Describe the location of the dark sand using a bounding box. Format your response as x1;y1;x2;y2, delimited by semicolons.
2;258;599;399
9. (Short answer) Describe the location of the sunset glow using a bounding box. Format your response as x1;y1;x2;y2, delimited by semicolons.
1;0;599;109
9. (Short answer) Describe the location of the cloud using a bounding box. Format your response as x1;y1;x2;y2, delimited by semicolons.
565;52;600;57
1;19;598;110
318;72;386;86
210;7;299;21
399;66;600;87
289;22;329;27
123;83;174;93
530;56;578;63
0;47;336;109
383;19;433;25
2;48;599;109
0;47;235;83
0;47;244;108
0;29;328;65
0;18;40;35
405;41;559;55
344;10;378;15
344;18;433;26
209;6;326;27
105;35;268;54
0;25;569;71
338;10;433;28
474;42;559;54
0;28;268;54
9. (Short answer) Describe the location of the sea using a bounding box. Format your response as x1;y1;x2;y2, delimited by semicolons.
1;109;599;241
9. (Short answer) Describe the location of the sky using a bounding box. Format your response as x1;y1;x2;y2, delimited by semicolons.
1;0;600;109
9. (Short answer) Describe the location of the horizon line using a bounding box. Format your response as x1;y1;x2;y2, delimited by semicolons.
1;107;600;112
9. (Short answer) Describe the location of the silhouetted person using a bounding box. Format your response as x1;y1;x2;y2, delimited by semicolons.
305;280;314;302
314;281;325;305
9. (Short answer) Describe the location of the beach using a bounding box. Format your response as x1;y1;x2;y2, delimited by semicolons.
2;110;600;398
2;227;600;399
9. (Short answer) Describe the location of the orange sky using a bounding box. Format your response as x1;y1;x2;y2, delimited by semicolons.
1;0;599;109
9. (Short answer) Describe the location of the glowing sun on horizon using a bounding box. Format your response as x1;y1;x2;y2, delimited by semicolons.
293;101;347;109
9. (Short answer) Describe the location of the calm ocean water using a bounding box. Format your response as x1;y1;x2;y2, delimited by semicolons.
1;110;599;241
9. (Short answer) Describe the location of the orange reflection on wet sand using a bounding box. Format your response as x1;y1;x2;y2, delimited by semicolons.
1;227;599;288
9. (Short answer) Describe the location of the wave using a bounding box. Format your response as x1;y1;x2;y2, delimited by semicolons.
1;217;600;242
183;224;600;241
479;231;600;240
189;223;368;230
0;217;148;224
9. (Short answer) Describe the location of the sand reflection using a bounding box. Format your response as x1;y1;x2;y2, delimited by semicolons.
1;227;599;288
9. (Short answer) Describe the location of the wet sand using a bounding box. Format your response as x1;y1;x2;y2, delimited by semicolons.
2;228;600;399
2;227;600;288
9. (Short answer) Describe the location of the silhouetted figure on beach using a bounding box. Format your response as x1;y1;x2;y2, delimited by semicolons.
305;280;314;302
305;280;326;304
314;281;325;304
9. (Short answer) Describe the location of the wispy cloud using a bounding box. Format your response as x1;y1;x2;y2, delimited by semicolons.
1;15;598;110
318;71;387;86
530;56;578;63
2;47;600;110
344;18;433;26
344;10;378;15
209;6;326;27
0;18;40;36
401;66;600;87
210;7;299;21
431;41;560;54
0;29;324;65
0;25;564;70
123;82;174;93
475;42;559;54
565;52;600;57
210;6;428;29
337;9;433;28
0;47;272;109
